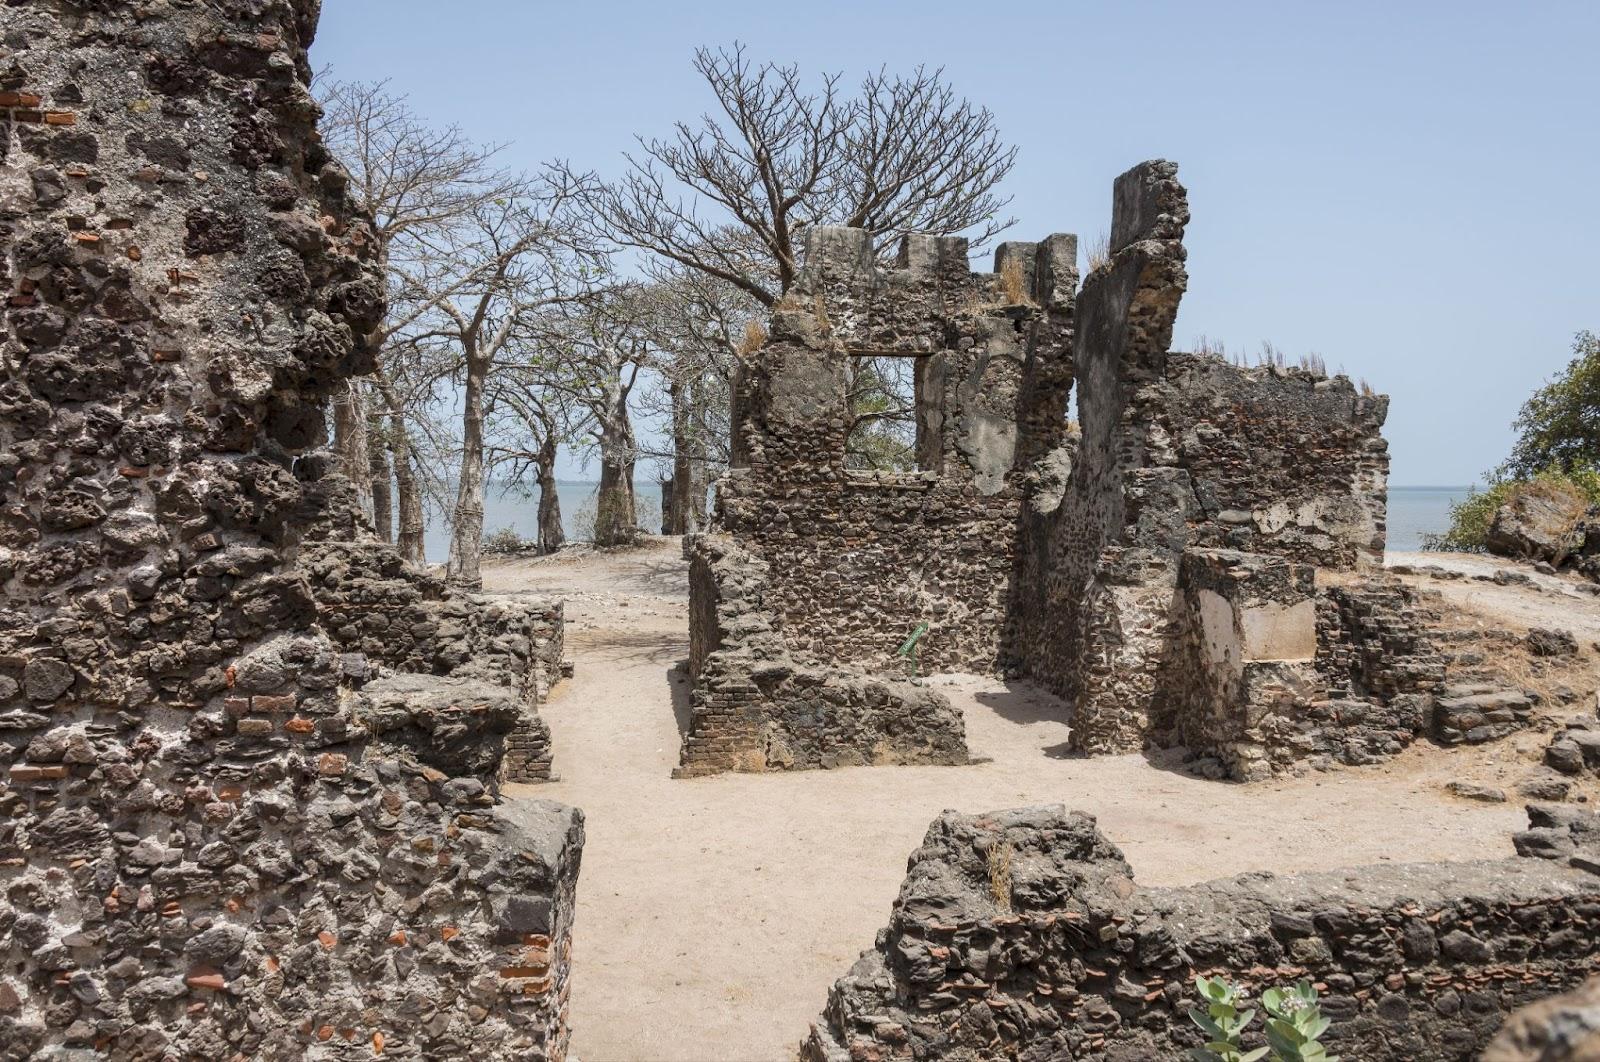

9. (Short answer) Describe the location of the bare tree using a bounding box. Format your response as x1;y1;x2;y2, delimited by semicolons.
512;287;659;548
317;78;523;564
628;261;756;531
570;44;1017;308
398;176;603;587
489;385;584;554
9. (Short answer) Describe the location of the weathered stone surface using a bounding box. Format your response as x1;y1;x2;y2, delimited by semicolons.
1488;479;1589;564
1484;975;1600;1062
679;534;967;775
0;3;583;1058
803;805;1600;1062
1528;626;1581;658
301;540;565;782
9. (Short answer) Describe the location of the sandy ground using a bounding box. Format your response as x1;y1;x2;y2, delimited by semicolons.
490;540;1599;1062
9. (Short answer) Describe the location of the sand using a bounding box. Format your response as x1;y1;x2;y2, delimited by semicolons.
490;539;1598;1062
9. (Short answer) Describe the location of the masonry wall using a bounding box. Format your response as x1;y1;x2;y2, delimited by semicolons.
678;534;967;775
300;541;565;782
1139;355;1390;568
0;4;581;1057
1007;162;1395;763
717;227;1077;675
681;226;1078;774
804;805;1600;1062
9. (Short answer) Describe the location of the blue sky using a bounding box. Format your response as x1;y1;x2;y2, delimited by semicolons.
311;0;1598;487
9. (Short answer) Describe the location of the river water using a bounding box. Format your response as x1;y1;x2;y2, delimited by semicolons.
421;481;1469;562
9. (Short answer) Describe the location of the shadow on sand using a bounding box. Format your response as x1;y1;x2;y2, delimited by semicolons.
667;661;694;740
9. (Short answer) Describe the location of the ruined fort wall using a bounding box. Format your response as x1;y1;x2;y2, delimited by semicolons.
678;533;966;775
1008;162;1398;766
300;541;564;782
1137;354;1390;569
1009;161;1194;754
804;806;1600;1062
716;227;1074;676
0;3;580;1056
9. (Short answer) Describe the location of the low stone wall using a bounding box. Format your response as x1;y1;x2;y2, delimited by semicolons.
677;534;967;776
804;806;1600;1062
299;541;563;782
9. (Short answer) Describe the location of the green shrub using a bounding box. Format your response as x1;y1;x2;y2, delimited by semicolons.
1423;466;1600;552
1189;976;1339;1062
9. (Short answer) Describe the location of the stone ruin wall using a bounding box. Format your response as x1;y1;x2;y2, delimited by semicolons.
678;531;966;775
804;805;1600;1062
300;541;566;783
717;225;1076;675
687;160;1428;781
1003;161;1417;776
680;226;1078;775
0;3;581;1058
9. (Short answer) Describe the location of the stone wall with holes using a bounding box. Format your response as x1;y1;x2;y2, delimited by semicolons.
682;221;1078;773
0;3;582;1057
803;805;1600;1062
298;541;565;783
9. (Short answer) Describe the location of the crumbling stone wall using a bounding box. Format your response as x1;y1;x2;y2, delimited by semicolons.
804;805;1600;1062
692;160;1414;778
1139;355;1389;568
300;541;565;782
1005;161;1398;769
678;533;966;775
718;226;1076;674
681;225;1077;774
1151;549;1323;780
0;3;581;1057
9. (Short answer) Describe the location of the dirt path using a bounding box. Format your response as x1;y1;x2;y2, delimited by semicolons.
489;540;1595;1062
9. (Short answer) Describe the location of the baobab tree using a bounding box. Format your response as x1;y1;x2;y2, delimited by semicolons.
488;383;584;554
317;78;522;564
401;177;604;587
570;43;1018;307
567;44;1018;476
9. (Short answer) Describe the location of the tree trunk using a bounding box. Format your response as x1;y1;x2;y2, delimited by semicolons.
446;349;488;587
393;442;426;566
374;372;426;566
332;380;373;519
369;423;393;544
685;373;710;533
665;376;690;535
536;433;565;554
593;391;637;547
659;475;677;535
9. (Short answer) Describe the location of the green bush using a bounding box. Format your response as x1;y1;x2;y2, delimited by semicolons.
1189;976;1339;1062
1423;466;1600;552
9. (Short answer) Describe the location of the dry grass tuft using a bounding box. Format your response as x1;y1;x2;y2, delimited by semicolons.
736;320;767;357
986;840;1013;913
1085;230;1113;274
999;257;1032;305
